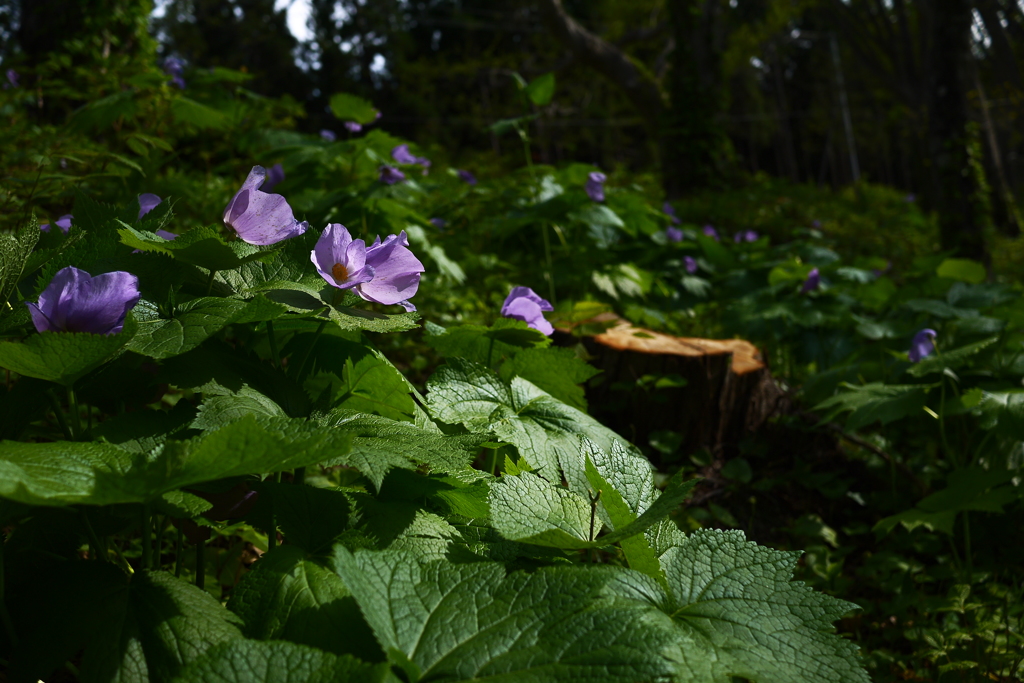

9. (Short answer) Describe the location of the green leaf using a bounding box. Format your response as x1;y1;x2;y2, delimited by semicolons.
308;336;415;420
129;296;286;359
425;318;550;368
0;315;138;386
0;415;352;507
906;336;998;377
525;72;556;106
426;358;628;475
192;384;287;429
0;218;40;307
328;92;379;124
331;548;683;683
874;467;1020;535
173;640;388;683
660;529;869;683
489;470;596;547
327;305;421;334
172;96;231;130
252;483;352;553
228;545;381;658
814;383;932;431
118;224;264;271
317;410;481;490
936;258;987;284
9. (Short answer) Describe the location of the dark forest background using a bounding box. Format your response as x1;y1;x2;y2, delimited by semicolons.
2;0;1024;258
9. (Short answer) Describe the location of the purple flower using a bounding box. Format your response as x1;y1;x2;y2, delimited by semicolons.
223;165;309;246
374;110;382;120
812;219;821;228
262;163;285;192
734;230;758;243
501;286;554;336
27;266;140;335
310;224;375;291
360;231;425;311
585;172;606;202
684;256;698;274
5;69;17;88
800;268;820;293
320;129;337;142
162;57;185;88
40;214;73;234
666;226;683;243
904;194;916;203
138;193;162;220
429;218;447;229
392;144;430;169
379;165;406;185
457;169;477;185
908;329;937;363
702;225;718;241
344;121;362;133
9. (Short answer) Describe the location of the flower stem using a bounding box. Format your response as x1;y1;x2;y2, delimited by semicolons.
292;319;328;382
294;467;306;486
79;509;108;562
541;223;556;305
174;527;183;578
45;389;74;440
67;386;82;440
266;320;282;367
140;504;152;570
195;538;206;590
205;269;217;296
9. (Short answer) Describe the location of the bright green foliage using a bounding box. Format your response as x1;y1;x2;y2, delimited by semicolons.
0;219;40;311
173;640;389;683
228;545;381;658
329;93;379;124
0;414;351;506
118;224;266;271
331;547;684;683
814;383;932;430
426;358;624;474
497;346;601;411
129;296;287;359
425;319;551;367
307;335;415;420
658;530;869;683
317;410;482;489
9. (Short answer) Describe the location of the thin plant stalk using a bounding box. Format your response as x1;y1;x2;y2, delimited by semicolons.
45;389;74;440
140;504;152;570
205;269;217;296
266;320;282;367
80;509;108;562
292;319;328;382
195;538;206;590
174;527;184;578
67;386;82;440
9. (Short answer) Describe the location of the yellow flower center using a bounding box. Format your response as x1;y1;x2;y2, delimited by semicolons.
332;263;349;284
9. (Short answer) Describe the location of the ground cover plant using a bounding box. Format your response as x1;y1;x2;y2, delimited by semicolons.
1;27;1023;683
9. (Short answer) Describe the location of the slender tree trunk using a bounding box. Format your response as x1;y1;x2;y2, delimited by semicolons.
924;0;990;261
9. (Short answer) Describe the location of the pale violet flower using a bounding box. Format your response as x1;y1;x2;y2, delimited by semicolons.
27;266;140;335
379;165;405;185
684;256;698;274
344;121;362;133
585;172;606;202
666;226;683;243
320;129;337;142
223;165;308;245
138;193;162;219
457;169;477;185
262;163;285;192
502;286;554;336
40;214;73;234
310;223;375;291
800;268;820;293
663;201;680;225
908;329;937;363
702;225;718;241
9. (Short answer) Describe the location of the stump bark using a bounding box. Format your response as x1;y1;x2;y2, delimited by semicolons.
559;315;787;470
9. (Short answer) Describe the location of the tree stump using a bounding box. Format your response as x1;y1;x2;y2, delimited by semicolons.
559;315;787;470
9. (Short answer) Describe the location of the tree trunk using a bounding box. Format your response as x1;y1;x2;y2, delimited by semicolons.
925;0;991;261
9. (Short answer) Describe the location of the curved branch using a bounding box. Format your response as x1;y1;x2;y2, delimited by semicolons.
537;0;666;124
